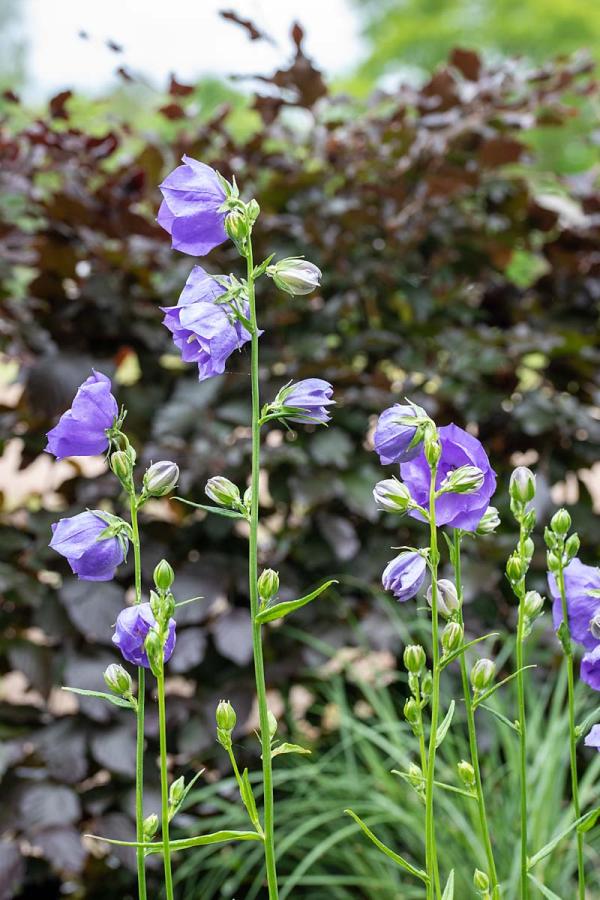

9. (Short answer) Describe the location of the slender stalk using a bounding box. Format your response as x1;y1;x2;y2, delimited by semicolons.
424;462;442;900
245;227;279;898
129;494;147;900
515;526;529;900
453;530;500;898
557;563;585;899
157;667;174;900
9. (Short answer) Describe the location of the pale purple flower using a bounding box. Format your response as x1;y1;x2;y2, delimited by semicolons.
113;602;176;668
276;379;334;424
584;724;600;750
382;551;427;602
547;558;600;651
374;404;426;465
49;510;127;582
400;424;496;531
45;371;118;460
158;156;227;256
581;645;600;692
162;265;252;380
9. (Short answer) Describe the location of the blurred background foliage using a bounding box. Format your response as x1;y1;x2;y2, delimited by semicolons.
1;9;600;899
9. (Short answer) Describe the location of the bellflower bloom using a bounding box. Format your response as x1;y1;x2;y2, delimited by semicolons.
547;558;600;651
584;724;600;750
158;156;227;256
113;602;176;668
274;379;334;424
400;424;497;531
374;404;427;466
581;646;600;692
382;551;427;602
49;510;128;582
45;370;118;460
162;265;252;381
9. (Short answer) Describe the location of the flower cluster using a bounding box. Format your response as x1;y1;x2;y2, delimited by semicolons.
548;553;600;690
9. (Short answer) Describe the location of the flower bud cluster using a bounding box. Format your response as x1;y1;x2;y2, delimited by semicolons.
545;509;580;576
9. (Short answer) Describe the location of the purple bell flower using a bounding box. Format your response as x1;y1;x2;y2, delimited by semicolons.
158;156;227;256
45;370;118;460
112;602;176;668
49;510;128;582
162;265;253;381
277;379;335;424
400;424;497;532
374;404;427;466
581;645;600;692
584;724;600;750
382;551;427;602
547;559;600;651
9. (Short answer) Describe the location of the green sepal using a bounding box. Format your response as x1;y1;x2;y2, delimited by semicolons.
344;809;429;883
252;253;275;279
62;686;135;711
255;580;338;624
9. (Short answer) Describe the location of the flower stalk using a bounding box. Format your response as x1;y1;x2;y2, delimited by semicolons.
129;491;147;900
156;663;174;900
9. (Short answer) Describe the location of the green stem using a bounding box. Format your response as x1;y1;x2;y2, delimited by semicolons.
453;531;500;898
130;494;147;900
424;463;442;900
157;668;174;900
516;526;529;900
246;228;279;898
557;563;585;899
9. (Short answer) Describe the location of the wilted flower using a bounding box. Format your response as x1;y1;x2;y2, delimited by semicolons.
266;258;322;295
373;403;427;466
273;379;334;425
143;460;179;497
45;370;118;460
400;424;497;532
584;724;600;750
162;266;253;381
158;156;228;256
112;602;176;669
581;646;600;691
50;510;128;582
382;551;426;602
547;558;600;651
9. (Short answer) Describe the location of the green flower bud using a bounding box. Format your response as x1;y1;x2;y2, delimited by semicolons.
373;478;413;514
169;775;185;807
143;813;159;840
506;553;524;583
547;550;561;574
216;699;237;732
424;433;442;468
205;476;241;508
407;763;423;788
225;209;248;244
103;663;133;697
421;670;433;699
111;450;131;483
267;710;278;740
441;621;463;654
470;658;495;692
144;629;163;676
523;590;544;619
473;869;490;893
257;569;279;603
551;508;571;535
403;697;420;726
439;465;484;495
510;466;536;504
427;579;460;619
154;559;174;592
144;460;179;497
403;644;426;675
243;486;253;510
266;258;322;296
457;759;476;789
544;526;558;550
246;198;260;224
523;537;534;562
476;506;500;535
565;533;580;562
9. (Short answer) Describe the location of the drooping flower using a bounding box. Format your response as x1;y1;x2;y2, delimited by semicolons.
547;558;600;651
113;603;176;668
158;156;228;256
374;403;428;466
162;265;252;380
581;645;600;692
400;424;497;531
45;371;118;460
584;724;600;750
272;378;334;425
49;510;128;582
382;551;427;602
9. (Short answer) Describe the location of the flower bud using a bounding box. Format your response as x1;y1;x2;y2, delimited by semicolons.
143;814;159;840
506;553;524;583
473;869;490;893
267;710;278;740
439;465;485;495
441;621;463;654
424;433;442;468
421;670;433;699
470;658;495;692
523;537;535;562
154;559;174;592
457;759;476;789
404;697;420;726
257;569;279;603
225;209;248;244
510;466;536;504
144;629;163;675
547;551;561;574
427;579;460;619
243;486;253;510
205;476;241;508
551;508;571;535
246;198;260;224
144;460;179;497
216;699;237;732
111;450;131;483
407;763;423;788
373;478;413;514
169;775;185;807
565;533;580;562
103;663;133;697
267;258;322;296
523;590;544;619
590;614;600;641
403;644;426;675
476;506;500;535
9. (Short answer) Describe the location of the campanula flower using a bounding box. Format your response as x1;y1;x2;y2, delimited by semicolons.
400;424;497;531
113;602;176;668
581;645;600;692
382;551;427;602
49;510;128;582
158;156;227;256
374;403;428;466
272;379;334;424
547;558;600;651
584;724;600;750
162;265;252;380
45;370;118;460
266;258;322;296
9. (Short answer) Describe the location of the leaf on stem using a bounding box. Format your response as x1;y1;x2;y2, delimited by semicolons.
435;700;455;748
440;633;499;670
240;769;262;833
528;808;600;868
392;770;476;801
441;870;455;899
575;704;600;740
62;687;134;710
255;579;338;624
478;703;520;734
527;875;562;899
168;769;205;822
473;665;536;709
85;830;263;851
271;742;311;758
175;497;247;519
344;809;429;883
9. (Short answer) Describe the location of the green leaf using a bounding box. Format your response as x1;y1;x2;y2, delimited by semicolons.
440;633;499;670
441;869;454;899
478;703;520;734
168;769;205;822
175;497;246;519
435;700;455;749
255;580;338;624
344;809;429;883
252;253;275;278
62;687;134;710
577;806;600;834
575;704;600;740
271;742;311;758
527;874;563;899
392;771;475;801
473;665;536;709
528;809;599;868
240;769;262;833
85;830;262;852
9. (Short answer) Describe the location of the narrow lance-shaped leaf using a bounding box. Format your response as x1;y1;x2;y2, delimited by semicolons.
271;742;311;758
435;700;455;749
85;830;263;852
175;497;247;519
528;808;600;868
255;579;338;624
441;870;455;899
62;686;134;710
344;809;429;884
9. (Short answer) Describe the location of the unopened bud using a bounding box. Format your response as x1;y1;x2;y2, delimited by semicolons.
154;559;174;592
424;433;442;468
144;460;179;497
473;869;490;893
506;553;524;583
523;590;544;619
246;199;260;223
457;759;476;789
169;775;185;807
266;258;322;296
441;621;463;654
470;658;495;692
111;450;131;483
144;629;163;675
216;700;237;733
103;663;133;697
523;537;534;562
547;551;561;574
373;478;413;514
403;644;426;675
590;614;600;641
510;466;536;504
143;814;159;840
476;506;500;535
225;209;248;244
551;508;571;536
407;763;423;788
421;670;433;699
565;533;580;562
205;476;241;508
439;465;484;495
427;579;460;619
404;697;420;726
257;569;279;603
